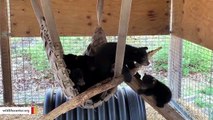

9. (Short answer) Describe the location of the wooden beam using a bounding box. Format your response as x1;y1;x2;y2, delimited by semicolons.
127;78;185;120
10;0;170;37
0;0;13;105
114;0;132;77
172;0;213;50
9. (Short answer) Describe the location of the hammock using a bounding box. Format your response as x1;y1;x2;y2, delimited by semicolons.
31;0;133;108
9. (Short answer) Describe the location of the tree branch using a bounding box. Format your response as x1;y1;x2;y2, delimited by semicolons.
41;74;127;119
41;47;184;120
41;64;143;119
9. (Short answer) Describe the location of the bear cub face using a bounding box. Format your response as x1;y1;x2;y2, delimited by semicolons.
138;73;172;108
130;47;149;66
94;43;150;82
63;54;96;91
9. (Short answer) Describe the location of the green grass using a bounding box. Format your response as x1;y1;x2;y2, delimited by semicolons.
28;43;49;71
153;40;212;76
11;37;91;71
153;45;169;72
11;39;49;71
11;37;212;76
61;36;91;55
199;87;213;96
182;41;212;76
195;97;213;108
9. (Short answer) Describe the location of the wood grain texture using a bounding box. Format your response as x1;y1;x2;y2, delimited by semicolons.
0;0;13;105
172;0;213;50
10;0;170;37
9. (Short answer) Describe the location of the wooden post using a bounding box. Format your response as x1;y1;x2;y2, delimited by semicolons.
0;0;13;105
168;35;183;99
114;0;132;77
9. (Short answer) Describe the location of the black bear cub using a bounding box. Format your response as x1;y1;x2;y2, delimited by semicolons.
64;43;150;91
63;54;96;91
94;42;150;82
138;73;172;108
63;42;150;102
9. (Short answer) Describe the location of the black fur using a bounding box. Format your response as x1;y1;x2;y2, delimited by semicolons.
63;54;96;91
134;72;142;79
64;53;114;102
138;73;172;108
63;42;150;102
93;42;149;82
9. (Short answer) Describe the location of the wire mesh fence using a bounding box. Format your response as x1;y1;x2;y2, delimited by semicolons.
10;37;53;105
0;35;211;119
5;35;168;118
172;40;213;120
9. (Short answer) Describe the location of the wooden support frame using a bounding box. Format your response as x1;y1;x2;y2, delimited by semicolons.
10;0;170;37
0;0;13;105
114;0;132;77
172;0;213;50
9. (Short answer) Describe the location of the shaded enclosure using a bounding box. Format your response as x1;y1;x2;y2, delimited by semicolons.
0;0;213;119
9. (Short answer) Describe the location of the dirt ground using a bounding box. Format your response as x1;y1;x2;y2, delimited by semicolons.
145;103;166;120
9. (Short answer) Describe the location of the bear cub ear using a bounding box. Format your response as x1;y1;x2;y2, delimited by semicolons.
142;47;148;50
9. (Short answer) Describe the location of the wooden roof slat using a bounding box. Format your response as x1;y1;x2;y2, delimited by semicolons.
172;0;213;50
10;0;170;37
